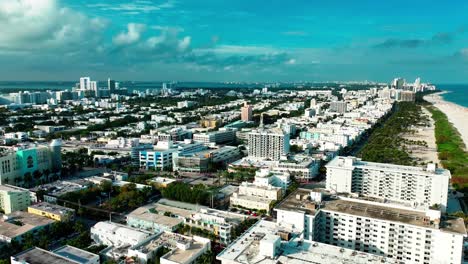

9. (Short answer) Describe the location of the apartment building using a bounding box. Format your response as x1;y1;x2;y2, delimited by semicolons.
248;128;290;160
217;219;398;264
274;189;466;264
0;185;31;214
326;156;450;211
27;202;75;222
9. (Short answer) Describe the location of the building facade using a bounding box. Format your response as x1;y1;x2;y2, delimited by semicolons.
326;157;450;211
247;129;290;160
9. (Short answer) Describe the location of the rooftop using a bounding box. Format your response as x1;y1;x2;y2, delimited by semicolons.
327;156;450;177
29;202;75;216
276;189;467;235
127;205;184;229
0;211;55;240
131;232;210;263
11;247;78;264
0;184;29;193
53;245;98;264
217;220;397;264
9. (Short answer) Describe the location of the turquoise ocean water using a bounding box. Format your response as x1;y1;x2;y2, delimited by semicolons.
437;84;468;108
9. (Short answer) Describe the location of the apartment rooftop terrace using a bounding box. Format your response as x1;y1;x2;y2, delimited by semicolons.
276;188;467;235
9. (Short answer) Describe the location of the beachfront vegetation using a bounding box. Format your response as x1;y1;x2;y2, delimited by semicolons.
426;105;468;185
358;102;425;165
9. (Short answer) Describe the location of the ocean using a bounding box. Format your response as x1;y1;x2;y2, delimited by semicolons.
438;84;468;108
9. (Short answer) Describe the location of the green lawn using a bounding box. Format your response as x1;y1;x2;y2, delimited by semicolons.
426;105;468;185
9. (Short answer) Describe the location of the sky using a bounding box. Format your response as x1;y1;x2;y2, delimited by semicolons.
0;0;468;83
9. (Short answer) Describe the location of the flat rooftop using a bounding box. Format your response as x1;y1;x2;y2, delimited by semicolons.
29;202;75;216
0;184;29;192
131;232;209;263
11;247;78;264
127;205;183;229
276;189;467;235
53;245;98;264
217;220;397;264
0;211;55;240
327;156;450;177
153;199;247;225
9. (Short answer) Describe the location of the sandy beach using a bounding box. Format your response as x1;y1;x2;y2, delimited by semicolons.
424;92;468;149
402;107;439;165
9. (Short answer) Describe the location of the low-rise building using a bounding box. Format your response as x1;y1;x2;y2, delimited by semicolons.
127;205;184;232
174;146;240;173
151;199;248;244
230;182;282;212
0;185;31;214
0;211;55;243
11;246;99;264
28;202;75;222
128;232;211;264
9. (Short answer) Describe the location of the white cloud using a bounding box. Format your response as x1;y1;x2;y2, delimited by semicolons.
0;0;107;52
113;23;146;46
88;1;175;14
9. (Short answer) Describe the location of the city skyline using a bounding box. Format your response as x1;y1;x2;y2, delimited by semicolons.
1;0;468;83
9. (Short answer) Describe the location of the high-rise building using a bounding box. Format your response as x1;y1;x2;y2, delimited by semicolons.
248;128;290;160
326;156;450;211
275;188;466;264
108;78;116;93
391;77;405;90
330;101;347;113
79;77;91;90
241;102;253;121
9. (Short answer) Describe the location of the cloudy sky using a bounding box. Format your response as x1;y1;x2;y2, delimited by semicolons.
1;0;468;83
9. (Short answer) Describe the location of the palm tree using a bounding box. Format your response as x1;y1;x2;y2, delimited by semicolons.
43;169;50;183
33;170;42;185
23;172;33;188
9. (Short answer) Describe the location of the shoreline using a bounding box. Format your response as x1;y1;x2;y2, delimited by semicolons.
424;91;468;149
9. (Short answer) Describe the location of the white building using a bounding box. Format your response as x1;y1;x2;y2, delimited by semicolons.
217;219;397;264
253;168;291;191
128;232;211;264
274;189;466;264
248;129;290;160
326;156;450;212
193;128;236;144
0;185;31;214
230;177;283;212
90;221;151;248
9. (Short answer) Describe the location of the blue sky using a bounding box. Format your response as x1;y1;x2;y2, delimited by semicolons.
1;0;468;83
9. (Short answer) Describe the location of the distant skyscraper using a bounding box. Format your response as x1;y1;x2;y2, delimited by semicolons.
241;102;253;121
391;77;405;90
79;77;91;90
108;78;116;93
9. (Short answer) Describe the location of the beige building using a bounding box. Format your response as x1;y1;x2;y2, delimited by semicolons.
241;102;253;121
0;185;31;214
230;182;282;211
